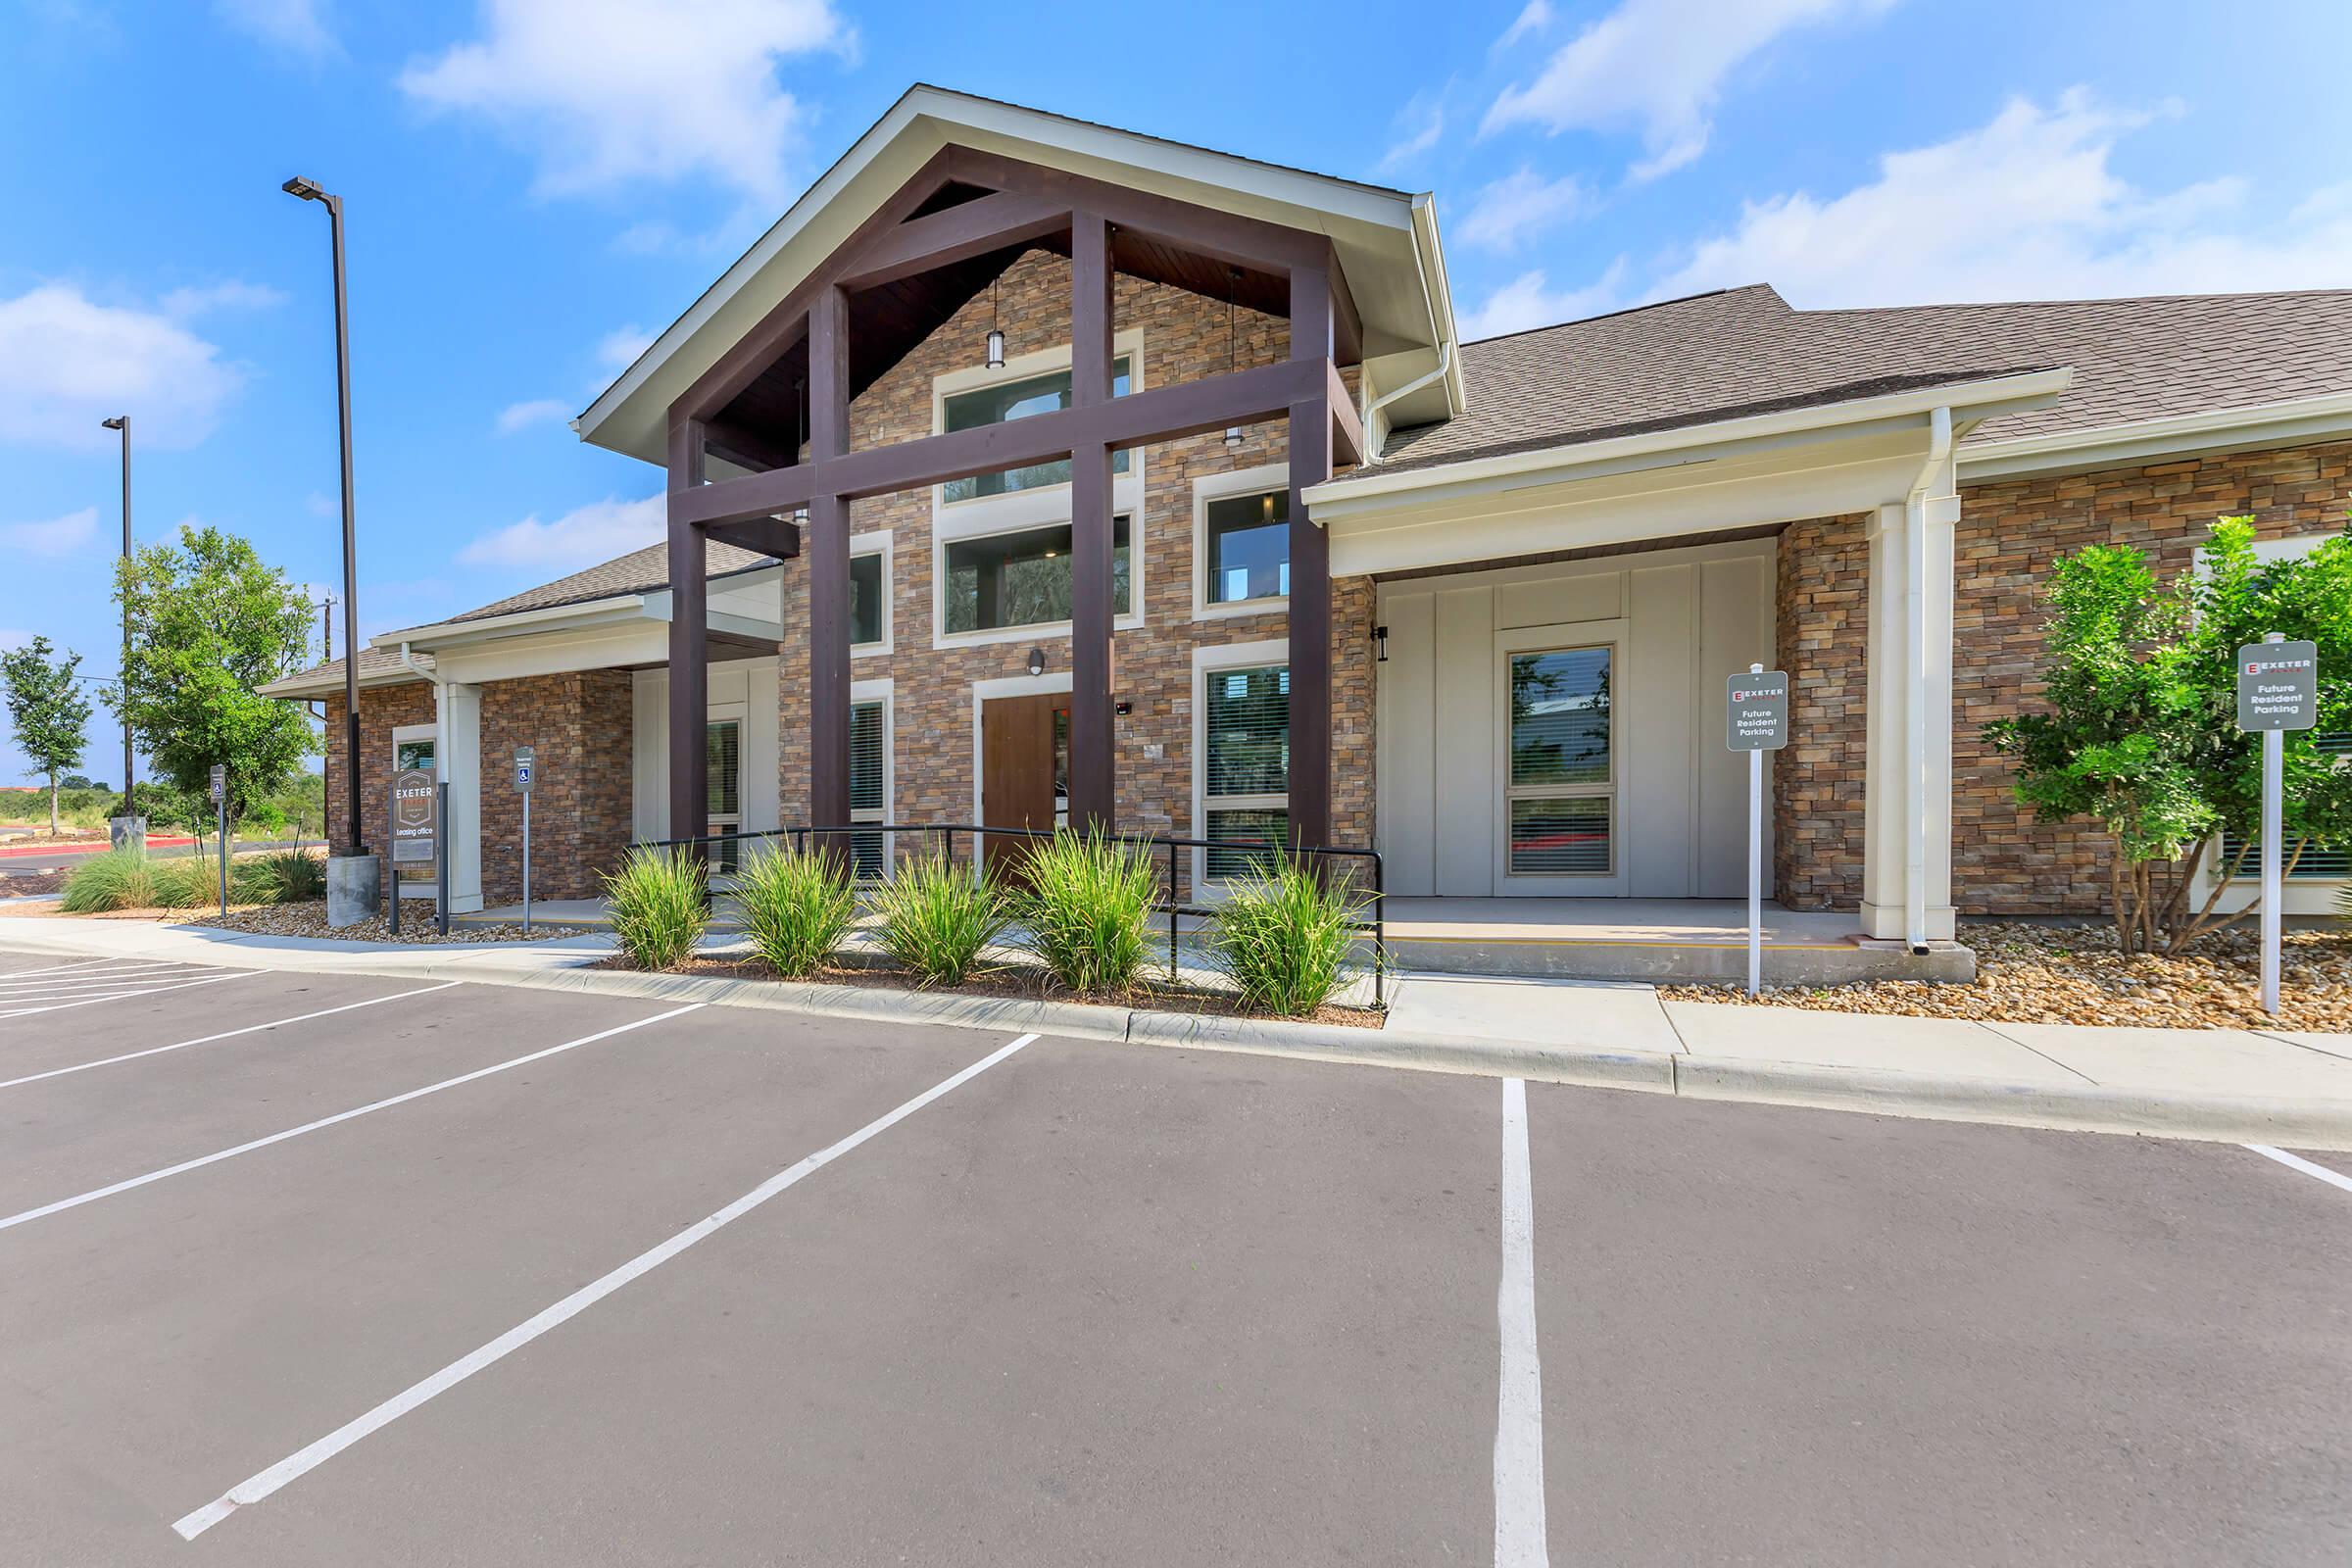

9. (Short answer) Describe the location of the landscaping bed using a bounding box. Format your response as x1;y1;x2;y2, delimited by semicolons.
187;904;552;945
1663;922;2352;1031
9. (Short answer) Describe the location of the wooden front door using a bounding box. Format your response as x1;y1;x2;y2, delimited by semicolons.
980;693;1067;884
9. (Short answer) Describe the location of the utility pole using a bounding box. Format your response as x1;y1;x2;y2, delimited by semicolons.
100;415;133;810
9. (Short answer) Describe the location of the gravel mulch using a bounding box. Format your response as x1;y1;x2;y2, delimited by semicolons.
186;903;558;945
0;868;69;896
598;953;1386;1029
1663;921;2352;1031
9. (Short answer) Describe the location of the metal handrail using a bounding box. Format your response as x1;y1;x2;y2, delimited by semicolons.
636;819;1387;1008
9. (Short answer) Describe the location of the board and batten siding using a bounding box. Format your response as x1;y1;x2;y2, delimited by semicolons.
631;658;783;846
1376;537;1776;899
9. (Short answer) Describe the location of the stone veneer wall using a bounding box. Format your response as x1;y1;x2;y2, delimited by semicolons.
322;681;437;863
477;670;634;904
773;249;1372;882
1773;439;2352;914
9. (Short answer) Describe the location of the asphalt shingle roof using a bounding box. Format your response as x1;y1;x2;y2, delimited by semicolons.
1377;283;2352;476
257;647;432;699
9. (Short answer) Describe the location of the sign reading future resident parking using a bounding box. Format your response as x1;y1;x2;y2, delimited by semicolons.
390;766;438;863
1726;670;1790;752
514;746;535;794
2236;641;2320;731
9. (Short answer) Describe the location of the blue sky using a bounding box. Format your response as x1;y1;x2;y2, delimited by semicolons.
2;0;2348;784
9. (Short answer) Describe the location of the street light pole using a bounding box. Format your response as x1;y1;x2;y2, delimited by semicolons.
283;175;365;858
99;416;132;808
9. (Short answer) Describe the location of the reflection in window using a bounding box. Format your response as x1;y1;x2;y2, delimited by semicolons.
850;551;883;647
944;515;1131;634
1506;647;1611;875
1203;489;1289;606
941;357;1132;502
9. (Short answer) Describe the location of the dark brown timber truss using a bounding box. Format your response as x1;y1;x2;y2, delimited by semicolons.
664;146;1363;852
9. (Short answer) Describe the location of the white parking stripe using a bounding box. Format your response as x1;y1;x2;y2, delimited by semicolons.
1494;1077;1550;1568
0;956;121;978
0;1003;705;1235
172;1030;1040;1543
0;970;255;1019
2246;1144;2352;1194
0;961;210;990
0;968;216;998
0;981;464;1091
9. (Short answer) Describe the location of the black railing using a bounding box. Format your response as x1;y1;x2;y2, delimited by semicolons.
636;820;1386;1008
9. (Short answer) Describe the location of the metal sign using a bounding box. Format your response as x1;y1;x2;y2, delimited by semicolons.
390;766;438;863
208;763;225;804
1726;670;1790;752
2236;640;2319;731
514;745;535;794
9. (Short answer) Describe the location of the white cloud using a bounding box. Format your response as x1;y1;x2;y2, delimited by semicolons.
1646;90;2352;306
1494;0;1551;50
458;493;662;575
495;397;570;435
0;630;31;653
0;284;247;451
1484;0;1896;179
1460;260;1631;339
159;279;288;317
215;0;336;56
305;490;337;518
399;0;853;205
2;507;98;558
1378;97;1446;173
1458;169;1589;252
598;323;654;369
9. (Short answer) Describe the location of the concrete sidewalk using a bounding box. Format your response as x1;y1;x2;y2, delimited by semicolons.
1;913;2346;1149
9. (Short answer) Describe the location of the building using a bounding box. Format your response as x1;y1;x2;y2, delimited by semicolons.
263;85;2352;965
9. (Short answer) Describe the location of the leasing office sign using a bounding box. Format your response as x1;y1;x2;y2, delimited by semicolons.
390;766;438;863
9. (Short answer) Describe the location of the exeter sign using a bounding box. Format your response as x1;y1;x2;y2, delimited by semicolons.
389;766;437;863
1726;670;1789;752
2236;640;2319;731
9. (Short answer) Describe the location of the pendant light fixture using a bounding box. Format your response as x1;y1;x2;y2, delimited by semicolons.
985;275;1005;370
1223;268;1244;451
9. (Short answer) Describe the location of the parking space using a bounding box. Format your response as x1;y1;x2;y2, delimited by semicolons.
0;956;256;1018
0;952;2344;1564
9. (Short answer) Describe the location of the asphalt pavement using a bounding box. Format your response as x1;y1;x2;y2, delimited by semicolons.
0;953;2343;1564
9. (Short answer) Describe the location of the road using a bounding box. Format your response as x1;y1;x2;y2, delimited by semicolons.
0;838;307;875
0;950;2344;1564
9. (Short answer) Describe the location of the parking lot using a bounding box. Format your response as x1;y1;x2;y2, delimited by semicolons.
0;947;2346;1565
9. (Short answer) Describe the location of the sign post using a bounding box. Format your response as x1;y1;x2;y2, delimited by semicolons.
389;765;437;940
209;764;227;917
514;746;535;934
2236;634;2319;1015
1727;664;1790;998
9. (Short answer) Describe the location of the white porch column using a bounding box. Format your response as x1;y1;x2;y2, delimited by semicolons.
1860;435;1959;945
439;680;484;913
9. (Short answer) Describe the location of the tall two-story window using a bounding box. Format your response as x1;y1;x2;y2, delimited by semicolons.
940;357;1133;504
1201;662;1289;878
944;514;1133;634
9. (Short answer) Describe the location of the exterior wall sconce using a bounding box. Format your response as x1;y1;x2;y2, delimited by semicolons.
1374;625;1390;662
1026;647;1046;677
986;277;1006;370
1114;700;1133;716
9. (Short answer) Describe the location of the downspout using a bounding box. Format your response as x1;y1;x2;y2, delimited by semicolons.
1903;407;1954;955
1361;341;1451;462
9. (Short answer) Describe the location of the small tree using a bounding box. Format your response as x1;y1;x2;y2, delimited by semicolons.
1988;516;2352;953
112;524;316;832
1;636;93;835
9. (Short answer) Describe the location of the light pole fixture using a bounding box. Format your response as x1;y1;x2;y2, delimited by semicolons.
283;173;367;857
100;416;134;809
985;276;1005;369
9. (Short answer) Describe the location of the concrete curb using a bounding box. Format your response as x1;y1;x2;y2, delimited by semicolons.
2;925;2347;1150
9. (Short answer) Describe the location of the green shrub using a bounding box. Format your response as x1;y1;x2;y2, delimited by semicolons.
1012;829;1159;995
1204;856;1371;1017
872;851;1007;986
150;855;218;909
236;849;324;905
59;849;161;912
735;844;857;978
603;847;710;970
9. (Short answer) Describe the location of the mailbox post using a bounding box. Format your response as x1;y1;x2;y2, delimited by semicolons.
2236;634;2320;1015
1727;664;1790;998
514;746;535;933
209;764;227;917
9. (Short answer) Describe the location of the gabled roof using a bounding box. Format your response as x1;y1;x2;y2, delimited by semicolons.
1375;283;2352;477
442;539;770;624
258;647;431;701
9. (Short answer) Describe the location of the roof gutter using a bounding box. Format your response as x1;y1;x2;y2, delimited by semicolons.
1361;340;1451;461
1903;407;1956;956
397;642;451;795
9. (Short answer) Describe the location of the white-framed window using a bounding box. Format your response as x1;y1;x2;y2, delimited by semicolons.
935;351;1135;505
1502;642;1614;879
1192;463;1291;620
850;530;892;657
850;679;892;880
707;706;744;873
1193;638;1290;885
2216;532;2349;886
939;513;1135;638
390;722;435;776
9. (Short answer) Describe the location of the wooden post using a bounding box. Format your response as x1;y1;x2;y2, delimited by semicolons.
807;284;853;842
1286;260;1335;850
1067;212;1117;834
665;417;709;848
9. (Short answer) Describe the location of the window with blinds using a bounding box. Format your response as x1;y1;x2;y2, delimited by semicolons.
850;700;886;880
707;718;742;872
1506;645;1612;876
1202;662;1288;878
2220;730;2352;880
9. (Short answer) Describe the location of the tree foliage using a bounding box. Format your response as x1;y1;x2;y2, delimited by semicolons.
1;635;93;834
111;524;316;828
1987;517;2352;953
